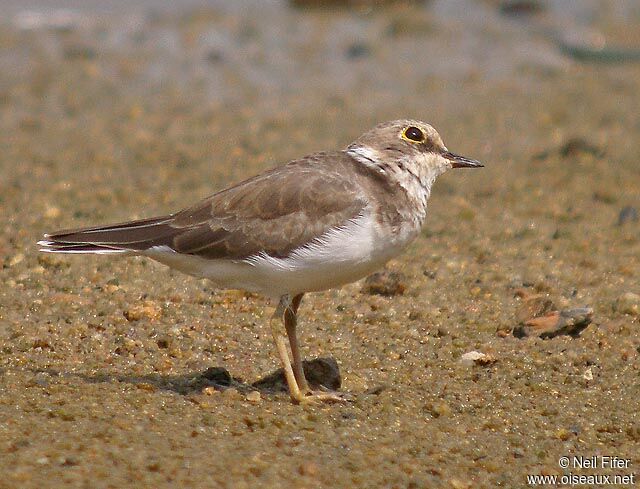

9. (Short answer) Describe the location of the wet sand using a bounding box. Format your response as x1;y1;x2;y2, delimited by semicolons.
1;1;639;487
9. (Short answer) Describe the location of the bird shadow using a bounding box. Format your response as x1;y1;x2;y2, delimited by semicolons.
31;357;342;396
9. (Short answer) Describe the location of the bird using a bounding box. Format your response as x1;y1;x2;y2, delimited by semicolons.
38;119;483;403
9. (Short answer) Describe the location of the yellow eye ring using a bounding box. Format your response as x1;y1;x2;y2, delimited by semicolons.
402;126;425;143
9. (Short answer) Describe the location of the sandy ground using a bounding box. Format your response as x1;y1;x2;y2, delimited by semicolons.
1;1;639;488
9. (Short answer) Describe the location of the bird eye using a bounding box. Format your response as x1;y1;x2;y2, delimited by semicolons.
403;126;425;142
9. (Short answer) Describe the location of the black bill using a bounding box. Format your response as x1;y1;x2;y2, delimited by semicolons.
443;152;484;168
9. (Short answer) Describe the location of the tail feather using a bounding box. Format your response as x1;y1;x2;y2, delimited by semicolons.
39;215;179;255
37;241;131;254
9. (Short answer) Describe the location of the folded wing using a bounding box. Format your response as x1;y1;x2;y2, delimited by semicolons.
39;152;368;260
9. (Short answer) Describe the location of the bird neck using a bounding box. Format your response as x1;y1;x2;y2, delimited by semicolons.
346;145;436;218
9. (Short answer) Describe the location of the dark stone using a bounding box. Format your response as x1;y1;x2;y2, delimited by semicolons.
64;45;97;60
206;50;224;64
499;0;544;17
346;42;370;59
201;366;232;386
532;137;604;161
304;357;341;390
558;40;640;64
559;138;603;158
618;206;638;226
252;357;341;391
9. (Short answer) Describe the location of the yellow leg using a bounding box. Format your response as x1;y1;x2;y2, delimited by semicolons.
284;293;310;394
270;295;350;404
270;296;304;403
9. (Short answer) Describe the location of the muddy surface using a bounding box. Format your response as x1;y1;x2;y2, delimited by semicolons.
1;1;639;487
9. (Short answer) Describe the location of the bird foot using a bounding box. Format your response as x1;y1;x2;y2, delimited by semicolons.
291;388;352;404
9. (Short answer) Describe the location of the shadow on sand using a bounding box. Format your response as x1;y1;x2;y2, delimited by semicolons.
31;357;342;396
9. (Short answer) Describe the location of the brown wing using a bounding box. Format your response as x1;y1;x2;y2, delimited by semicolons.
41;152;369;260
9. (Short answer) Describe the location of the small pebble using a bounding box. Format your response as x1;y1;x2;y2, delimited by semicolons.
436;326;449;337
206;50;224;64
426;401;451;418
245;391;261;403
460;351;497;366
514;307;593;338
514;291;554;323
59;457;78;467
222;388;242;400
136;383;157;392
364;384;387;395
298;461;319;476
499;0;544;17
44;206;61;218
361;270;406;296
123;301;162;321
614;292;640;316
345;42;370;59
449;479;471;489
617;206;638;226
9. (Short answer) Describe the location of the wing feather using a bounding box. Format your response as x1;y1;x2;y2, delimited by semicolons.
40;152;369;260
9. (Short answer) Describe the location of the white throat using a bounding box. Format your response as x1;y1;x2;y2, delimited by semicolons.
347;145;384;173
346;144;443;213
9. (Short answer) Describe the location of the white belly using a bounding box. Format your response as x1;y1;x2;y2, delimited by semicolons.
144;209;419;299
